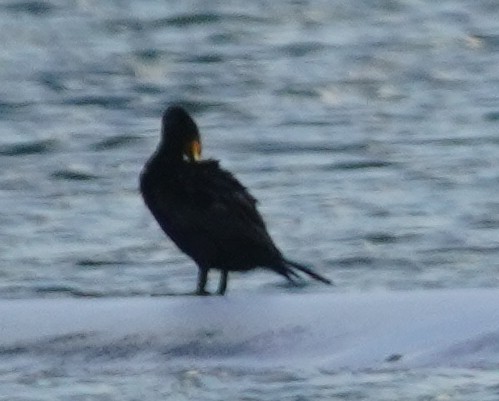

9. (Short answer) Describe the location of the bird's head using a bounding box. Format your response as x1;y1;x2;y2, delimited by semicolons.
160;105;202;162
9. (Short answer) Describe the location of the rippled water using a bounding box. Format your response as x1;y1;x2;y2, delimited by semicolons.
1;0;499;399
4;368;499;401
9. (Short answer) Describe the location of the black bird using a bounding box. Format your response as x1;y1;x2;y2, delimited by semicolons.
140;106;332;295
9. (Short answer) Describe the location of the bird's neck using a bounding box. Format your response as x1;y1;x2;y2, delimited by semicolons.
151;141;183;165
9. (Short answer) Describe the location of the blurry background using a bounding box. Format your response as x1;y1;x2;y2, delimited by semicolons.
2;1;499;399
1;0;499;297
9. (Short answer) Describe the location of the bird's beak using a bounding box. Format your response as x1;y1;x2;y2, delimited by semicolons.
185;139;202;162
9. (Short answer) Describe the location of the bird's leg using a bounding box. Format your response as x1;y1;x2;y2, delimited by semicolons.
217;270;228;295
196;267;210;296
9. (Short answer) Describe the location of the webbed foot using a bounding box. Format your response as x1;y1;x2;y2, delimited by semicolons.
195;289;212;296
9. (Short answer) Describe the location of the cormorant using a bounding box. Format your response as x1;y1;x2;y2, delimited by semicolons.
140;105;332;295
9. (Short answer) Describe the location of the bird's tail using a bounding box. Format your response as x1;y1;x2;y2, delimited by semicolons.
277;259;332;285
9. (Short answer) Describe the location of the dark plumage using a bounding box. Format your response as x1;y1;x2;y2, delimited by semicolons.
140;105;332;295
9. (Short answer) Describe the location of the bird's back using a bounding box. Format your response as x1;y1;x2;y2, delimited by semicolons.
140;159;283;270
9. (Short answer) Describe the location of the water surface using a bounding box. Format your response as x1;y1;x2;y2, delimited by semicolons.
1;0;499;399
